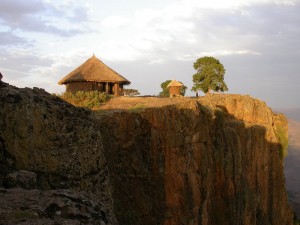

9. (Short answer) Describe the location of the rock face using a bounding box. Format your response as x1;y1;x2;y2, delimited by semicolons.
97;96;293;225
0;82;116;224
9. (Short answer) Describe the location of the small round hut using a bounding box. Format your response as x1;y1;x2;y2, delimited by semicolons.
167;80;184;97
58;54;130;95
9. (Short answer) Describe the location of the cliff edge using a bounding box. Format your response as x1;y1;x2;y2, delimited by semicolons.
97;95;293;225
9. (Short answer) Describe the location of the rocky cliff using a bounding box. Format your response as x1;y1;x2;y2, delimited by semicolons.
0;81;116;224
0;80;294;225
97;96;293;225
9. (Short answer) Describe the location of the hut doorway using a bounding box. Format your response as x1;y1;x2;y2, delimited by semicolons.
109;83;114;94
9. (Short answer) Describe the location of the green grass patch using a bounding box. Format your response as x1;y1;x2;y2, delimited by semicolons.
128;103;145;112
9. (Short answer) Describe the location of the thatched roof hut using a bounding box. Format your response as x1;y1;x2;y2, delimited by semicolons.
167;80;184;97
58;54;130;95
167;80;183;88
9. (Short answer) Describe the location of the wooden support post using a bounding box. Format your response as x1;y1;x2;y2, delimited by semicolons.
114;83;119;96
105;82;109;94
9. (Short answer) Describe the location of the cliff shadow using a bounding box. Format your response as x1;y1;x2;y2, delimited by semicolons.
96;100;293;225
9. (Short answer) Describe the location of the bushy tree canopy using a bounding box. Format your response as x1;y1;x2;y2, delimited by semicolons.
191;56;228;94
159;80;172;97
123;89;140;96
159;80;187;97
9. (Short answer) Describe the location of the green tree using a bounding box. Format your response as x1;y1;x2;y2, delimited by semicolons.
159;80;187;97
191;56;228;94
123;89;140;96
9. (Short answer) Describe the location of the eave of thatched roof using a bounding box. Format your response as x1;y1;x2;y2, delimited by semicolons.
58;55;131;85
167;80;184;87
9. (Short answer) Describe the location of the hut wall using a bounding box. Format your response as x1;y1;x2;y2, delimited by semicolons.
66;81;124;95
66;82;94;93
93;82;105;92
169;86;182;97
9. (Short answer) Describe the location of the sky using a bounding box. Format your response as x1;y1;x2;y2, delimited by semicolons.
0;0;300;109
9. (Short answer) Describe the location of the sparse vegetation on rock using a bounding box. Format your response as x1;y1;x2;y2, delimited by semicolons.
57;90;111;109
274;114;289;159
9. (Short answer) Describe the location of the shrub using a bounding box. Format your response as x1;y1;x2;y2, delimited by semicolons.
275;124;288;159
57;91;111;109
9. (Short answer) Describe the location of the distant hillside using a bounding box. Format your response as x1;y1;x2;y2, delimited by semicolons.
276;108;300;121
284;119;300;218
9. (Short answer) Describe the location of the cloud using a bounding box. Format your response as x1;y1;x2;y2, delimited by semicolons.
0;0;92;37
275;0;296;6
100;0;299;63
0;0;45;16
0;48;54;79
102;16;131;29
176;50;262;61
92;0;300;108
180;0;298;9
0;32;27;46
0;47;96;94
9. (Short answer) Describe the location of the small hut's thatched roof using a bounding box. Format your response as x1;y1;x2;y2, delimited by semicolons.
58;54;130;85
167;80;183;88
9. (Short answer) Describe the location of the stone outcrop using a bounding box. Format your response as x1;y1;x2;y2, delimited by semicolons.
3;170;37;189
0;188;111;225
0;81;116;224
97;96;293;225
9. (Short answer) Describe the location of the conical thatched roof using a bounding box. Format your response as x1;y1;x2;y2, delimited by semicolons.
167;80;183;88
58;55;130;85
